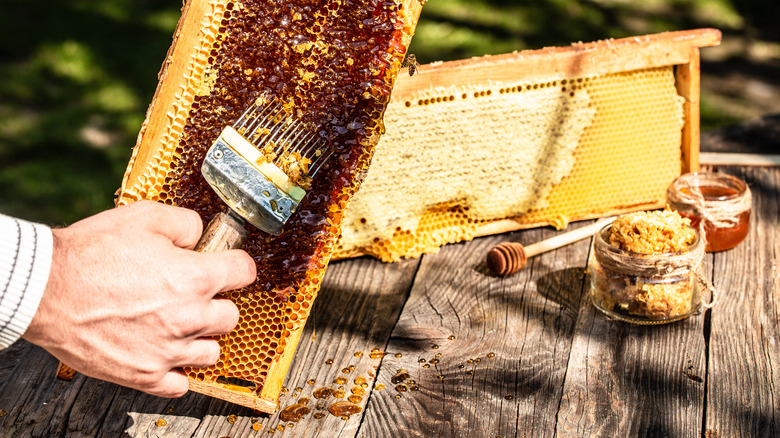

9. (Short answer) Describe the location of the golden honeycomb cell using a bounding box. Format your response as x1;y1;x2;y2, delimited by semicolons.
114;0;423;412
334;30;721;262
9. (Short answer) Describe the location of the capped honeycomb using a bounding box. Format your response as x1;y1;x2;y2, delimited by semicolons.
115;0;422;411
333;31;721;262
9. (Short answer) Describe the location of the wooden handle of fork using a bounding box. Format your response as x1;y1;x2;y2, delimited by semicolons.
195;210;249;253
486;217;615;277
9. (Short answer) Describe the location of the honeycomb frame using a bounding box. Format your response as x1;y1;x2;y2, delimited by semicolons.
334;29;722;261
94;0;422;412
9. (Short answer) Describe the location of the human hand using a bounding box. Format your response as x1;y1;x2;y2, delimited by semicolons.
22;201;256;397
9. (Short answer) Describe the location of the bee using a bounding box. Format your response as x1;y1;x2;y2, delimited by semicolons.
403;54;421;76
683;355;703;383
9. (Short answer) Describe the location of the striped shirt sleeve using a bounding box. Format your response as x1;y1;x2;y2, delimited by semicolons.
0;213;53;349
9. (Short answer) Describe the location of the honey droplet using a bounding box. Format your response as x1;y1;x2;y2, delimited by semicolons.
252;422;263;431
325;359;334;365
391;369;410;384
155;419;167;427
395;394;402;399
448;335;456;340
313;387;335;399
475;358;481;363
334;376;348;385
279;403;311;422
430;359;439;365
227;414;237;424
307;379;316;386
435;353;442;358
295;387;303;392
423;364;430;369
375;383;385;390
410;385;420;392
277;424;285;431
466;370;475;375
505;395;514;400
395;384;408;392
348;395;363;403
351;386;366;395
487;352;496;358
328;401;362;418
394;353;403;358
354;377;366;385
467;359;474;364
341;416;349;421
354;351;364;358
281;387;290;393
437;375;445;380
349;365;356;371
369;348;385;359
334;389;346;398
418;358;426;363
313;412;326;420
342;368;352;374
432;345;439;350
299;397;310;405
458;364;465;369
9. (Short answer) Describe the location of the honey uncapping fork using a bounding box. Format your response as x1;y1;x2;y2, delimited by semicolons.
195;98;331;252
486;216;616;276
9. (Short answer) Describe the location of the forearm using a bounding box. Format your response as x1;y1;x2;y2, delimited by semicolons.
0;213;53;349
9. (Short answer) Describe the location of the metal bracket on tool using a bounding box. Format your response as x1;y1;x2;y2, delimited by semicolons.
202;136;298;236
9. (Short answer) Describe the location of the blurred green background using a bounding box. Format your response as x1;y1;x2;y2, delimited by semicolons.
1;0;778;225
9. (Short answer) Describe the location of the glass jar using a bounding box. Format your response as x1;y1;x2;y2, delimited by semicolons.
589;223;703;325
666;172;751;252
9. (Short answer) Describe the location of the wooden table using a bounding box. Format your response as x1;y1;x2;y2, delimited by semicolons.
0;155;777;436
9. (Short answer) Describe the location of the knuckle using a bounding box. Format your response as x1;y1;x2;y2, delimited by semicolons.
237;251;258;283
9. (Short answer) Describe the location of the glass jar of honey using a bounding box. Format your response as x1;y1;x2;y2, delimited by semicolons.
666;172;751;252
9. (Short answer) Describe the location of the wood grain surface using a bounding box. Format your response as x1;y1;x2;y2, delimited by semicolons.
0;161;777;437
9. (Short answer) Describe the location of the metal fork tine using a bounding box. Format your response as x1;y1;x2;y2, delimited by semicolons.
270;120;298;151
229;96;332;180
297;134;320;159
309;149;333;177
245;101;282;139
283;127;310;153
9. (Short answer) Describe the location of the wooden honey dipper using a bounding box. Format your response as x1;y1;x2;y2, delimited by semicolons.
486;217;616;276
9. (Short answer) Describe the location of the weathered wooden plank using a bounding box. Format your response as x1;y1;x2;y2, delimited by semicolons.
360;224;592;437
555;239;709;434
188;256;420;437
705;166;779;438
96;386;216;437
0;343;90;438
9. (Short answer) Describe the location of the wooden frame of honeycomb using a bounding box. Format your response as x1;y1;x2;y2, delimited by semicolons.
334;29;722;262
53;0;423;412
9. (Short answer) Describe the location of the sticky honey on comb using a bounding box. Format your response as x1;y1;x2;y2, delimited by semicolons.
115;0;423;412
334;30;721;262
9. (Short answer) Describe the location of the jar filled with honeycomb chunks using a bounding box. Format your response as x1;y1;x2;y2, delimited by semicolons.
666;172;751;252
589;219;704;325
